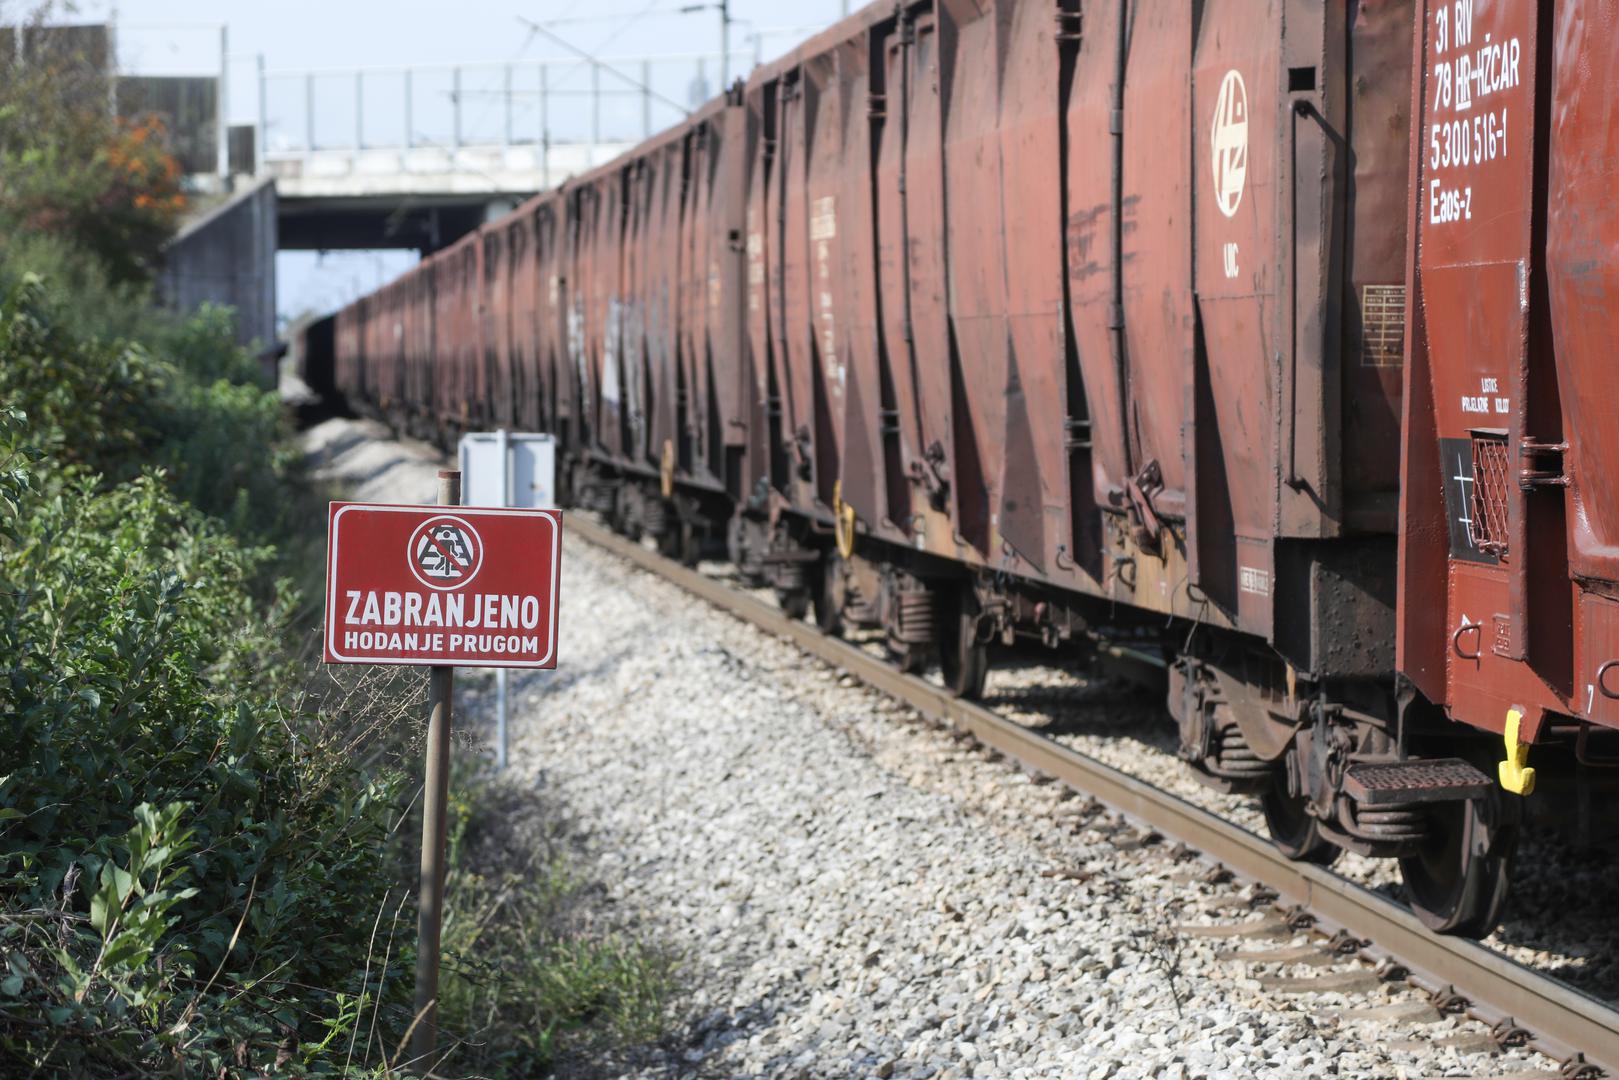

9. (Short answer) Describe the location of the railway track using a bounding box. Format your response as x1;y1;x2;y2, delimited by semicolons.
571;513;1619;1079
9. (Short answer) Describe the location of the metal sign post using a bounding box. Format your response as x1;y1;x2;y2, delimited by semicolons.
458;430;558;771
495;431;509;771
413;468;457;1075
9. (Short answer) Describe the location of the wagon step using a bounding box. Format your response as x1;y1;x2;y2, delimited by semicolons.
1343;759;1493;807
758;549;823;565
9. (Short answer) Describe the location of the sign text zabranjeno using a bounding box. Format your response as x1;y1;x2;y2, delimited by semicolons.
323;502;562;667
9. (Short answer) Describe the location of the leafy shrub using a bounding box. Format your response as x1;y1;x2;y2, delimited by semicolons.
0;272;167;479
0;67;677;1065
161;301;265;387
0;409;415;1074
0;267;418;1072
0;228;159;344
0;272;299;547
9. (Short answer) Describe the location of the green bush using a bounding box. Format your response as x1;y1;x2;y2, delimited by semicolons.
0;271;299;547
0;267;678;1075
0;272;167;481
0;105;678;1065
0;267;418;1073
0;229;160;344
0;405;415;1075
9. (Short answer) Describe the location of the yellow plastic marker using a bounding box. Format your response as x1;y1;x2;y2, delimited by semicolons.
1498;707;1536;796
833;479;857;560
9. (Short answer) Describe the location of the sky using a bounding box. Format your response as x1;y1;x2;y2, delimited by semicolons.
64;0;852;324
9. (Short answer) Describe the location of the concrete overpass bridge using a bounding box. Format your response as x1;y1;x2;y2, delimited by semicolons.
105;7;829;352
261;54;719;251
24;14;835;351
156;47;720;356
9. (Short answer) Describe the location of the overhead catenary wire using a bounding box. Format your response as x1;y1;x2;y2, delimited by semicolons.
520;0;664;92
514;5;719;29
514;14;690;115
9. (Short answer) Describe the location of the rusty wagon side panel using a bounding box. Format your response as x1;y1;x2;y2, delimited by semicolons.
430;233;482;432
736;1;1411;679
622;159;652;470
557;97;744;500
678;118;715;484
507;199;543;433
481;224;512;429
1399;0;1619;740
532;196;568;441
1548;0;1619;731
644;140;683;480
402;259;435;430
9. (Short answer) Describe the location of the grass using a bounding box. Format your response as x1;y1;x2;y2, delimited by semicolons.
432;766;678;1078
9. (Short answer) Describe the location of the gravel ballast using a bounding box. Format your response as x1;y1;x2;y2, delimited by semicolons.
304;417;1566;1079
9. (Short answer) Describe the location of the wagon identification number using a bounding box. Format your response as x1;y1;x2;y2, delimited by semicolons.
324;503;562;668
1425;0;1522;228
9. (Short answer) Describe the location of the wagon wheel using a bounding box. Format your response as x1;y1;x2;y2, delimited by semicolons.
613;490;642;542
810;555;845;637
1260;779;1340;867
657;525;682;560
778;588;811;621
678;519;702;568
1399;792;1518;938
937;588;988;700
891;641;929;675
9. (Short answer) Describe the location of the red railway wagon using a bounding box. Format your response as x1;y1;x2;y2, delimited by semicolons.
1396;0;1619;928
724;0;1472;919
480;194;556;434
430;231;483;433
738;0;1410;610
400;259;436;436
531;194;569;444
504;196;546;435
564;94;750;557
314;0;1619;937
636;138;682;485
365;283;398;417
480;218;517;431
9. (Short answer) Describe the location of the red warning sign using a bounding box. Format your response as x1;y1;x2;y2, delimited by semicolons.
324;503;561;667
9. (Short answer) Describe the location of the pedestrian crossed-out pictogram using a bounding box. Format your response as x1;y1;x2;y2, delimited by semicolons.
407;516;484;590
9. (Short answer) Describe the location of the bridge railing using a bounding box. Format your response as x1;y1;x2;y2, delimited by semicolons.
258;53;722;192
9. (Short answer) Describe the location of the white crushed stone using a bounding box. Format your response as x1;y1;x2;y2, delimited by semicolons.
903;644;1619;997
302;416;443;505
477;544;1556;1079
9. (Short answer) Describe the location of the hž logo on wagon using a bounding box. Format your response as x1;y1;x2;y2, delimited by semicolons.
1211;69;1248;219
324;503;562;668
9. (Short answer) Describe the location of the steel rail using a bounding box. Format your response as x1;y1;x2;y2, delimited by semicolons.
572;515;1618;1077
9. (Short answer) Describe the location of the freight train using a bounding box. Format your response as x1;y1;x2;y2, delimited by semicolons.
302;0;1619;938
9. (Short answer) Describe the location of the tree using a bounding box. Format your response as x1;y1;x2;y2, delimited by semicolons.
0;6;185;283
